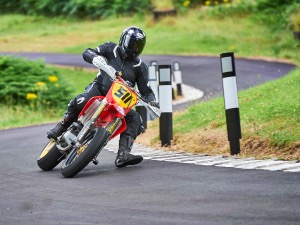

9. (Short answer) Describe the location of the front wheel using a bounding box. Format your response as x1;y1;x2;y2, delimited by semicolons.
37;139;64;171
61;127;109;178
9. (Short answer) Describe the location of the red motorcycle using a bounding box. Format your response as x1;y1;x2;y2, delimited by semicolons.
37;56;160;178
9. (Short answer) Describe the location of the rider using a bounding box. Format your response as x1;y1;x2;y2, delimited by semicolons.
47;26;158;168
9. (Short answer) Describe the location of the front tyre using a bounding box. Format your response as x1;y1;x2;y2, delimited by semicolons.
61;127;109;178
37;139;64;171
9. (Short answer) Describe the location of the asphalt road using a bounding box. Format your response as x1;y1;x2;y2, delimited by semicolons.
0;53;299;225
0;124;300;225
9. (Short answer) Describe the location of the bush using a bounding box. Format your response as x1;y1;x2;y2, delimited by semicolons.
174;0;233;10
0;55;72;109
196;0;300;31
199;0;255;18
0;0;152;19
289;10;300;32
253;0;300;31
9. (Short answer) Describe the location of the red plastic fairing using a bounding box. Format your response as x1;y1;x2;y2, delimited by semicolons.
78;96;104;118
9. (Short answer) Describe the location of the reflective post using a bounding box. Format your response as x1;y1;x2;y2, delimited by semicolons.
220;52;241;155
148;65;159;101
173;61;183;96
158;65;173;146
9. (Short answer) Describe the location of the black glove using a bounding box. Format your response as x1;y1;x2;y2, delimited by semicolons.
150;101;160;108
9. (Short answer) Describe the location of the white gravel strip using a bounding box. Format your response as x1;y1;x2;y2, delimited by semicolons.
105;138;300;173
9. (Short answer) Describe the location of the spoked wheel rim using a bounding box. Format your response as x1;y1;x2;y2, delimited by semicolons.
62;129;97;168
38;139;56;160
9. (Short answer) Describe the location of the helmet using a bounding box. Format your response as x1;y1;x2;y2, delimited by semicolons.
119;26;146;59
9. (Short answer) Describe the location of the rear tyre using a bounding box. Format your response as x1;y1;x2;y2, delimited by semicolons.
37;139;64;171
61;127;109;178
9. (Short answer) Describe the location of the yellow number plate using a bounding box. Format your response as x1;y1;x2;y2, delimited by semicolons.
112;82;137;108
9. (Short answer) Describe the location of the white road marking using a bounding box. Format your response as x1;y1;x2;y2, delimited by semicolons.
104;140;300;173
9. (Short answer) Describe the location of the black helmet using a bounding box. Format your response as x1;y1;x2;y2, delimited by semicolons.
119;26;146;59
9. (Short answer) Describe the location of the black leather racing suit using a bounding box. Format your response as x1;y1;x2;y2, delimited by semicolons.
65;42;156;141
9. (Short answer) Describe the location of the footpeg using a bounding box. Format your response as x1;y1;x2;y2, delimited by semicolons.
92;159;99;165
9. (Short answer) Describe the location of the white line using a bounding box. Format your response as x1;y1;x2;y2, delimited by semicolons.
235;160;286;170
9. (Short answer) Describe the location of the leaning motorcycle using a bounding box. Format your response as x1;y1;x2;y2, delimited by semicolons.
37;56;161;178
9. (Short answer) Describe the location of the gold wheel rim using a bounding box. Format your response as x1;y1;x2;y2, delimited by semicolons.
39;139;56;159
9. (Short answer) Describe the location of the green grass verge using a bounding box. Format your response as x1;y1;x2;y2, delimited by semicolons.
0;12;299;63
175;68;300;145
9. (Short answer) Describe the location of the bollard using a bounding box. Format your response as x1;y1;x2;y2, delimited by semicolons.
158;65;173;146
150;61;159;88
150;60;158;67
136;63;159;129
173;61;183;96
148;65;159;100
220;52;242;155
171;73;176;100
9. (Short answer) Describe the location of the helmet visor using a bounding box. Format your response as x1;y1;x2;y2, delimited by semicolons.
123;34;145;57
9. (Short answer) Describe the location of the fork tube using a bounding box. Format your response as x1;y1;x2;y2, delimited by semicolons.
76;99;108;145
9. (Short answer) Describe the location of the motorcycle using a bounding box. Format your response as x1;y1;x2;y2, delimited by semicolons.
37;56;161;178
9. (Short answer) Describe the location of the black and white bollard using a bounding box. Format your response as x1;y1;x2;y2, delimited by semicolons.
173;61;183;96
148;65;159;100
150;60;158;67
150;60;159;87
158;65;173;146
220;52;242;155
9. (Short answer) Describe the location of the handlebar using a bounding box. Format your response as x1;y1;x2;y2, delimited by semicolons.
92;56;161;118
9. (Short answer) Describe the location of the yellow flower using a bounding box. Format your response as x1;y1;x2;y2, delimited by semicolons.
48;75;58;83
183;0;190;7
229;45;236;51
223;0;229;2
205;0;211;5
35;81;46;87
26;93;37;100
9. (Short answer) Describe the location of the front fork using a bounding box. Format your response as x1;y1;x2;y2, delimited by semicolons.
75;98;108;148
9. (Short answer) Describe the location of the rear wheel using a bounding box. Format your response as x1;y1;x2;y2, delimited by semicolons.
37;139;64;171
61;127;109;178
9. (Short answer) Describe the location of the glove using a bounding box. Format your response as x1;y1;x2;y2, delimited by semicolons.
150;101;160;108
92;56;107;68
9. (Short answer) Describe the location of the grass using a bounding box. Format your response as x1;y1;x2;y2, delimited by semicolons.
174;68;300;144
138;68;300;160
0;105;60;130
0;12;299;62
0;9;299;160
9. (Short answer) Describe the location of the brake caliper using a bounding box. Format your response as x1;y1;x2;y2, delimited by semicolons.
77;145;87;155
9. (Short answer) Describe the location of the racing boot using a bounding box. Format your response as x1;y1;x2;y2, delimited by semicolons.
47;116;72;140
115;135;143;168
